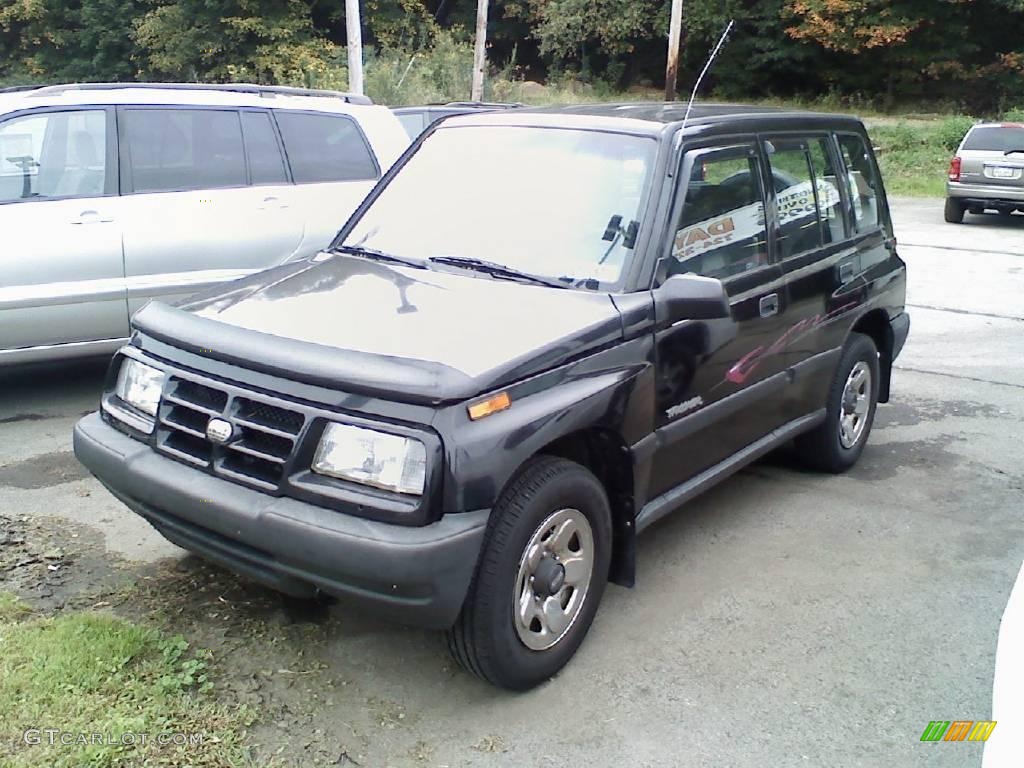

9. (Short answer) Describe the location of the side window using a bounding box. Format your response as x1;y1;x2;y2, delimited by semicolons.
396;112;425;139
807;137;847;244
668;145;769;282
837;134;881;232
275;112;378;184
0;110;107;203
764;138;823;260
123;109;246;193
241;111;288;185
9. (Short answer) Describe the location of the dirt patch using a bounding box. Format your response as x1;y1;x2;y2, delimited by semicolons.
875;397;1006;428
0;451;90;489
0;413;49;425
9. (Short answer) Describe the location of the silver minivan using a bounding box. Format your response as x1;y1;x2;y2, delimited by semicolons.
946;122;1024;222
0;83;410;365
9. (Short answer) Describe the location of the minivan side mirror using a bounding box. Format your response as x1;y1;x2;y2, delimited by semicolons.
654;273;730;325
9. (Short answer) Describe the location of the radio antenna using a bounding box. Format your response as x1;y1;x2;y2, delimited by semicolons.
681;19;736;133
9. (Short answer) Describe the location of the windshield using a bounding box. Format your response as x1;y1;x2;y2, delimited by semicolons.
342;126;657;287
962;125;1024;152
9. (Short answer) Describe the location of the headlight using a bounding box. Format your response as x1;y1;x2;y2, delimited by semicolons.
312;423;427;495
114;359;165;418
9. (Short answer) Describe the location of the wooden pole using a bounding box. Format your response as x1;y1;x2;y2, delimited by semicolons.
346;0;364;95
665;0;684;101
471;0;489;101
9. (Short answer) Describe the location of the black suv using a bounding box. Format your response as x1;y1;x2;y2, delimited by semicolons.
74;103;910;690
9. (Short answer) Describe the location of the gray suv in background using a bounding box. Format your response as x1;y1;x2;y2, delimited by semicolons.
0;83;409;366
945;122;1024;222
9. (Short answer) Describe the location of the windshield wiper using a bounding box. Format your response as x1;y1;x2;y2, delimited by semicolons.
428;256;568;289
331;245;427;269
1003;149;1024;156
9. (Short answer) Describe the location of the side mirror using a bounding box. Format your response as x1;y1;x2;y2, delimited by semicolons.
654;273;730;325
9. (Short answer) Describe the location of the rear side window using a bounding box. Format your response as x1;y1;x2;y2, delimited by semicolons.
275;112;378;183
962;126;1024;152
837;134;881;233
764;138;823;260
241;111;288;185
124;109;246;193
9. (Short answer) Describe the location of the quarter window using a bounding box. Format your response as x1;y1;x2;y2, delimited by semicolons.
241;111;288;185
124;109;246;193
837;134;881;232
669;145;769;282
275;112;377;183
0;110;107;203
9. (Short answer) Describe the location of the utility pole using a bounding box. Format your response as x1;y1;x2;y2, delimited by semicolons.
665;0;685;101
346;0;364;95
471;0;489;101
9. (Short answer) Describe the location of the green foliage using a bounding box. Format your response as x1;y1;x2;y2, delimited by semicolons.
361;30;473;105
1005;108;1024;122
869;121;957;197
0;598;253;767
936;116;977;151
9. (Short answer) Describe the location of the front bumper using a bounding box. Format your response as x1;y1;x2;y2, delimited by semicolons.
74;413;488;629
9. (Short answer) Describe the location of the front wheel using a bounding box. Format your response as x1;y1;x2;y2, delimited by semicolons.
794;333;880;473
446;456;612;690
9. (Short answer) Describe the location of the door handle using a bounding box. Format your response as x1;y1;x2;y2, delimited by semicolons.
759;293;780;318
70;210;113;225
259;195;288;211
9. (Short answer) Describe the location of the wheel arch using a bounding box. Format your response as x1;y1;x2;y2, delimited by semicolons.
849;308;894;403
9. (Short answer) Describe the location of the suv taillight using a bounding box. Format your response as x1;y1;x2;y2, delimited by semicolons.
948;156;962;182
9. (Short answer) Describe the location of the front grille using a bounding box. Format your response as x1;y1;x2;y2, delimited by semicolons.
156;374;307;492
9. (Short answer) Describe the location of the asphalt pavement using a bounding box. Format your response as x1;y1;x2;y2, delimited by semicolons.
1;198;1022;767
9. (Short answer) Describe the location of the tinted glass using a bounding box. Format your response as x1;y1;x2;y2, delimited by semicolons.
396;112;425;139
125;109;246;193
241;111;288;185
808;137;847;244
344;126;655;287
669;145;769;281
837;134;881;232
962;126;1024;153
765;138;822;260
0;110;106;202
276;112;377;183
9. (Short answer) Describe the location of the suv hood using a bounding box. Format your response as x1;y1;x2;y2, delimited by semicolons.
132;255;624;405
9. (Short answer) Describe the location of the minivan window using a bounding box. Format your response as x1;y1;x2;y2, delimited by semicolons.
124;108;246;193
241;111;288;185
0;110;106;202
669;144;769;282
276;112;377;183
962;125;1024;152
837;134;881;232
343;126;655;287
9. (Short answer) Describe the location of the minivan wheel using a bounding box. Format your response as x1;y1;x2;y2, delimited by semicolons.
794;333;880;473
446;456;612;690
944;197;966;224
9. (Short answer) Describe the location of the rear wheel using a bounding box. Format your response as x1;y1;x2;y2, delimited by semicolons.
446;456;612;690
944;197;966;224
794;333;880;473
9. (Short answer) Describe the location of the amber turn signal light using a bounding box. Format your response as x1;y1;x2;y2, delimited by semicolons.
468;392;512;421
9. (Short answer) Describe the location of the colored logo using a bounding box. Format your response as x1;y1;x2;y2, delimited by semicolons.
920;721;997;742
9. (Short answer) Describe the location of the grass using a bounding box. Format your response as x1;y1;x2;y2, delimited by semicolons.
0;592;259;768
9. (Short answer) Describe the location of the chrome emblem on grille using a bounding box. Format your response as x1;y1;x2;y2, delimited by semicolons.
205;418;234;444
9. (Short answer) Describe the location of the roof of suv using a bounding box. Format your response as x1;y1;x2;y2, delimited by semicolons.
435;101;865;137
0;82;377;115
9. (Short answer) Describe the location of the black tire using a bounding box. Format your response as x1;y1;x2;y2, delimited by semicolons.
446;456;612;690
944;197;966;224
794;333;880;473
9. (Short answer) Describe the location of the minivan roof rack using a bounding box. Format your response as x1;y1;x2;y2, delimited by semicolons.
0;85;46;93
26;82;373;105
